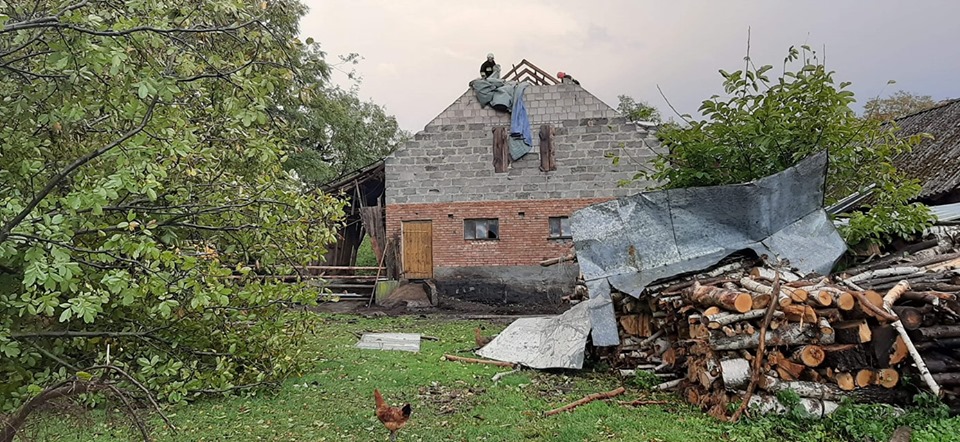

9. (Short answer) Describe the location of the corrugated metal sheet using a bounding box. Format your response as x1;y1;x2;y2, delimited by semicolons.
572;150;845;301
892;99;960;200
930;202;960;223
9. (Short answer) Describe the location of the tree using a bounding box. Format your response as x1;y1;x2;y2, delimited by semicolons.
0;0;347;411
630;45;933;246
864;90;937;122
617;95;662;124
284;85;408;185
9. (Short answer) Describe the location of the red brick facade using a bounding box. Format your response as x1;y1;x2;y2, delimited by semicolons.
386;198;612;268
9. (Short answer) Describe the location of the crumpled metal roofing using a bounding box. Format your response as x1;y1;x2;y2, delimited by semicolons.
571;151;847;346
476;296;600;369
892;99;960;200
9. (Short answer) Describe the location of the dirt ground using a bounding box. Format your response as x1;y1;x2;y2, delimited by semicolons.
310;282;570;318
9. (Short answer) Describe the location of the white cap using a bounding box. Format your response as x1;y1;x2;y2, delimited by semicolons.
487;53;494;60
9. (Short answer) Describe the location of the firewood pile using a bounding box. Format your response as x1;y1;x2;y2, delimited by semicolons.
582;235;960;417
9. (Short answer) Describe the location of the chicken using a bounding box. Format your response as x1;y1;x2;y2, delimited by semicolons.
474;327;496;348
374;388;412;441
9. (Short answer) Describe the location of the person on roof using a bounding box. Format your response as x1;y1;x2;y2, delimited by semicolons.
557;71;580;85
480;53;498;79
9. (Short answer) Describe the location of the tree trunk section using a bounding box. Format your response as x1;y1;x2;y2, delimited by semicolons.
782;304;817;323
776;357;806;380
686;282;753;313
914;326;960;340
892;307;925;330
711;323;821;351
834;320;872;344
931;372;960;385
721;358;752;390
889;336;909;366
871;325;899;368
915;338;960;350
823;344;878;372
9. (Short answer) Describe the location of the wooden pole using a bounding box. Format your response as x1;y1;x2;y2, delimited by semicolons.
729;268;782;423
367;238;390;307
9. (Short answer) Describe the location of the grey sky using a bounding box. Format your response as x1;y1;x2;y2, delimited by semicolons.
299;0;960;132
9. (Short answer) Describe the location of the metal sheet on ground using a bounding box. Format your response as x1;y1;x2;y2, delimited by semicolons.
356;333;421;352
476;297;599;369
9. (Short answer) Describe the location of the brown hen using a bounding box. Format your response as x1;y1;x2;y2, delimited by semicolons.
374;388;412;441
474;327;496;348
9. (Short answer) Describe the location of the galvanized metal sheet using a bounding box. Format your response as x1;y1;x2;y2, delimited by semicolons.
572;151;845;303
356;333;421;352
930;202;960;223
476;297;599;369
585;279;619;346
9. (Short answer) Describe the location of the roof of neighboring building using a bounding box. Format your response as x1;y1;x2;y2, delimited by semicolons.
892;98;960;200
321;160;385;193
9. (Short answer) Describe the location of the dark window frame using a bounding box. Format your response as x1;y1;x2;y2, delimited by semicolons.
548;216;572;239
464;218;500;240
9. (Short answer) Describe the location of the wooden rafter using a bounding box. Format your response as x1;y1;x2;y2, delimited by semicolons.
503;59;559;85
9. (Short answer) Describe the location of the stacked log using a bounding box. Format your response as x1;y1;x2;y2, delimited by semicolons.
599;239;960;417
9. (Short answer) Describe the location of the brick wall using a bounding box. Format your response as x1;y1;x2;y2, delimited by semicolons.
387;197;611;268
384;83;663;206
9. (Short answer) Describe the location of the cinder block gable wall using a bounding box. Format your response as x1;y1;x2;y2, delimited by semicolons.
385;84;662;206
384;82;661;305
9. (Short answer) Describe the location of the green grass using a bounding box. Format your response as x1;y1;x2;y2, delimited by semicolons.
24;314;724;441
18;314;960;441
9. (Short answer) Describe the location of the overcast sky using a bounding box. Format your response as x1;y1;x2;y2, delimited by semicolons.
299;0;960;132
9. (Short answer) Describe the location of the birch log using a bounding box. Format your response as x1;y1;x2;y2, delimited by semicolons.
686;282;753;313
880;280;941;396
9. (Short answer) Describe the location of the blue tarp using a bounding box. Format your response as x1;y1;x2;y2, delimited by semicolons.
469;78;533;160
509;83;532;160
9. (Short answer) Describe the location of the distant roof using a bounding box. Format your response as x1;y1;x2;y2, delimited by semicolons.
892;99;960;200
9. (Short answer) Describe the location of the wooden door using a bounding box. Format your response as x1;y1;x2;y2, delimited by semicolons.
401;220;433;279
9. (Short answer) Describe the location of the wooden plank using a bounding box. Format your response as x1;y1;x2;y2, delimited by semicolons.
402;220;433;279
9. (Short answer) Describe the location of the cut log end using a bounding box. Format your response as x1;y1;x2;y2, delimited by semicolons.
836;292;856;311
889;336;908;366
794;345;826;367
835;372;855;391
856;369;876;388
733;293;753;313
876;368;899;389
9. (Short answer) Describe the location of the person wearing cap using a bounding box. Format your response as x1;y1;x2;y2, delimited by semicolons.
480;53;497;79
557;71;580;85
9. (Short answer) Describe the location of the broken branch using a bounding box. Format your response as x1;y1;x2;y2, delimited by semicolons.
543;387;626;416
443;354;515;368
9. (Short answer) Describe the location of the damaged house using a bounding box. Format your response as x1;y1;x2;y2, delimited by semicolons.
383;60;661;306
